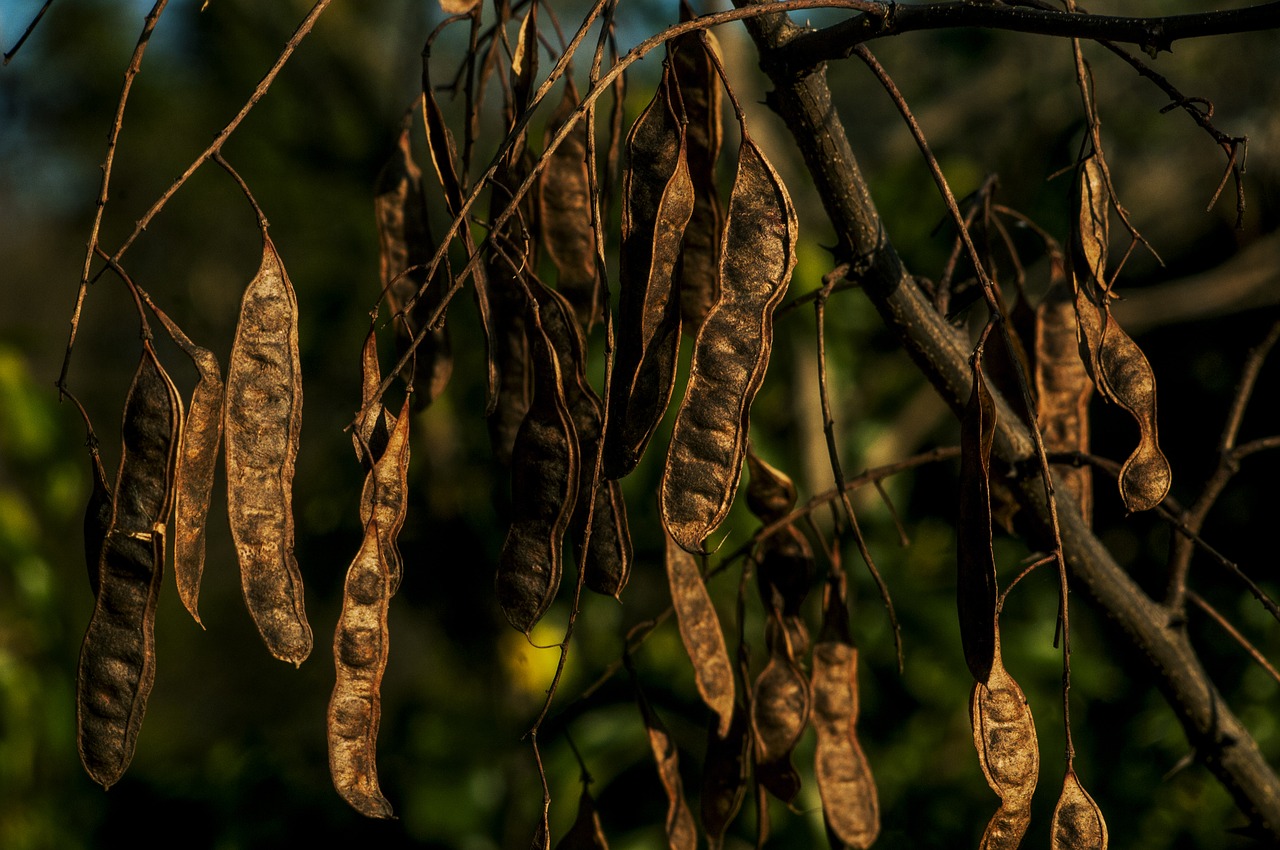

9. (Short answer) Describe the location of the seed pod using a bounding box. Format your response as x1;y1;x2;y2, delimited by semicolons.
531;279;632;598
665;530;734;737
1071;157;1170;513
1035;266;1093;526
660;131;798;553
672;7;724;331
700;701;750;847
360;396;411;596
554;783;610;850
603;61;694;479
327;516;394;819
756;525;815;621
83;443;113;600
637;683;698;850
76;341;183;788
540;80;599;328
375;125;453;409
745;448;797;523
811;575;879;850
352;323;395;467
495;295;579;633
958;350;998;684
1050;769;1108;850
486;179;534;467
225;233;313;666
971;652;1039;849
751;613;810;804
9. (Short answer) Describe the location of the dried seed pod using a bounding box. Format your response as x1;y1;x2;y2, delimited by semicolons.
225;233;313;666
637;684;698;850
751;613;810;803
665;530;734;737
375;125;453;409
327;516;394;819
811;575;879;850
531;279;632;598
1071;157;1170;513
1035;266;1093;526
439;0;480;12
495;295;580;633
672;8;724;330
603;61;694;479
958;350;998;684
76;341;183;788
700;701;750;847
540;81;599;327
756;525;815;621
971;652;1039;849
360;396;411;596
554;783;610;850
486;168;535;467
745;448;797;523
352;323;395;466
83;443;113;599
1050;769;1108;850
660;131;798;553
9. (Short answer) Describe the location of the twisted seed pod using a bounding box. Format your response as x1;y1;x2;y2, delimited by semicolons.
352;323;395;467
1050;769;1108;850
958;352;998;684
971;651;1039;849
327;516;394;819
76;341;182;788
225;233;312;666
660;131;798;553
495;295;579;633
603;61;694;479
637;685;698;850
665;530;734;737
1035;267;1093;526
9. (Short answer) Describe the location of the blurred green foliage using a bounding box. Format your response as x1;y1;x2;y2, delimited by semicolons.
2;1;1279;848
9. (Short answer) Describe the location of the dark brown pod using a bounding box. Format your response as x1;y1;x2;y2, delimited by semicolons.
554;783;610;850
958;350;998;685
540;80;599;328
83;443;113;600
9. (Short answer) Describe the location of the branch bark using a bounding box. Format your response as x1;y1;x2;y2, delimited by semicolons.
739;2;1280;839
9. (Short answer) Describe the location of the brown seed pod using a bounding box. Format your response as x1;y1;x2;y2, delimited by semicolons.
756;525;815;623
327;516;394;819
665;530;734;737
751;613;810;803
495;294;580;633
540;80;599;328
83;442;113;600
660;131;798;553
359;396;411;596
700;700;750;847
970;651;1039;849
672;6;724;331
602;61;695;479
1050;769;1108;850
1035;266;1093;526
352;323;395;467
225;233;313;666
744;447;797;523
76;341;183;788
1071;157;1170;513
486;166;535;467
531;279;632;598
958;349;998;685
554;783;610;850
637;683;698;850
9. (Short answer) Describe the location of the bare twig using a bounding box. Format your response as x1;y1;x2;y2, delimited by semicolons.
2;0;55;64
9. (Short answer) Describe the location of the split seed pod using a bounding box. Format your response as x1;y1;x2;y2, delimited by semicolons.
359;396;412;595
225;232;313;666
76;341;183;788
660;130;798;553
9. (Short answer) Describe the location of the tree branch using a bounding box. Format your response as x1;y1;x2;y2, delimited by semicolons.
738;1;1280;839
771;0;1280;72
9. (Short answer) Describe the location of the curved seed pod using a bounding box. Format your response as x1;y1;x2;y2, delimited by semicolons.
745;447;797;523
532;280;632;597
353;323;395;466
665;530;734;737
1035;268;1093;526
1071;158;1170;513
225;233;313;666
327;516;394;819
637;684;698;850
811;575;879;850
360;396;411;596
375;126;452;408
752;613;810;803
76;341;182;788
700;700;750;847
495;296;579;633
660;132;798;553
540;81;599;327
603;61;695;479
83;443;113;599
554;783;610;850
672;7;724;331
958;351;998;684
1051;769;1108;850
971;652;1039;849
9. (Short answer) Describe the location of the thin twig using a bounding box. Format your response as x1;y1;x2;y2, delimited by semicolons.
1187;590;1280;689
2;0;55;64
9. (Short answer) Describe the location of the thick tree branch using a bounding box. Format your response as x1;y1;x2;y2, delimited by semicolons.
771;0;1280;72
739;1;1280;839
